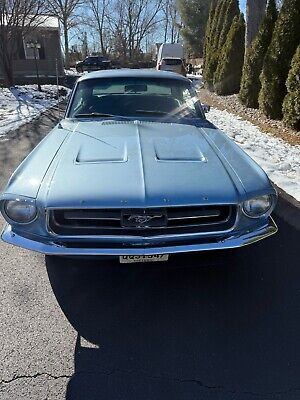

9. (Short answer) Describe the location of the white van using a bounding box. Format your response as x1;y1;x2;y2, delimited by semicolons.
157;43;184;60
156;44;186;76
157;58;186;76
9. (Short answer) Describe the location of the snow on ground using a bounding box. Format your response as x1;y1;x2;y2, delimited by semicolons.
0;85;70;139
207;108;300;201
64;68;81;76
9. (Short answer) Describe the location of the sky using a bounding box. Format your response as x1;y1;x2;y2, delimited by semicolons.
240;0;247;14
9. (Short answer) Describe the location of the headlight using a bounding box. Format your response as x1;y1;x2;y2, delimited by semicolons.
242;195;273;218
4;199;37;223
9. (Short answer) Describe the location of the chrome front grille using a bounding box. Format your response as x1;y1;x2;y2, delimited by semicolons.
48;206;236;236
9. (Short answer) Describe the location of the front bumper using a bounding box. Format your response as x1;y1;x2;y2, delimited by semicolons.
1;217;277;256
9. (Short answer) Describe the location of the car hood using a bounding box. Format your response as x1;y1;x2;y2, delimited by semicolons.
39;120;252;208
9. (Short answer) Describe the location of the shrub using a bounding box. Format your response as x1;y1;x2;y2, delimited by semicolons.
259;0;300;119
239;0;277;108
214;14;245;95
282;45;300;130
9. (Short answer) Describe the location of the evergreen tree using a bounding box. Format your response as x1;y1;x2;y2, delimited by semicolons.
282;45;300;129
203;0;227;89
210;0;228;52
203;0;218;70
178;0;212;57
239;0;277;108
213;0;240;87
259;0;300;119
214;14;245;95
217;0;239;53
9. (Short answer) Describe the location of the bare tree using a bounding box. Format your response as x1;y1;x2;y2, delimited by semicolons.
87;0;109;55
109;0;162;61
0;0;47;86
162;0;170;42
246;0;267;46
162;0;180;43
170;4;180;43
45;0;82;68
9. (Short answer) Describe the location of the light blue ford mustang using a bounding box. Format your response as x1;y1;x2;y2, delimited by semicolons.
0;70;277;263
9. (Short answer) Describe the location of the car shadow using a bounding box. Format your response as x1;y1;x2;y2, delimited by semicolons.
45;215;300;399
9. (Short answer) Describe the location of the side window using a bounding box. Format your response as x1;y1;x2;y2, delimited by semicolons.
182;88;197;113
71;88;86;112
182;88;190;102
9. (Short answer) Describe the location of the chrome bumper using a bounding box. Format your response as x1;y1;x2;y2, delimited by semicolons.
1;218;277;256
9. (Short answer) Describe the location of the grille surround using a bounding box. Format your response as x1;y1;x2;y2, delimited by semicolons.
47;205;237;237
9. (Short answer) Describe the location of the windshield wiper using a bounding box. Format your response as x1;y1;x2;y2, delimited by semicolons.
74;112;126;118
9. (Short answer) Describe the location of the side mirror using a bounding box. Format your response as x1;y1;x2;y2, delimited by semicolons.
202;104;210;113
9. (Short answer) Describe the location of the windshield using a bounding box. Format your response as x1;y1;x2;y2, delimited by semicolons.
67;77;203;120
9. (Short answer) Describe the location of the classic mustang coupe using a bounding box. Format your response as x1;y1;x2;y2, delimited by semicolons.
0;70;277;263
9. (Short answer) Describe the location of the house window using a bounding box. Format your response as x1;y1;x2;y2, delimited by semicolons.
24;43;39;59
23;35;45;60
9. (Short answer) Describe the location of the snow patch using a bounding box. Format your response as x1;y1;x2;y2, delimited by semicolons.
0;85;70;139
64;68;82;76
207;108;300;202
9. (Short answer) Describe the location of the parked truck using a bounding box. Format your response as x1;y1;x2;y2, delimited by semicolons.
156;43;186;76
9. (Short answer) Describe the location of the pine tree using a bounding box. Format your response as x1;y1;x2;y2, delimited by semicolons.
203;0;218;70
214;14;245;95
239;0;277;108
282;45;300;129
217;0;239;53
259;0;300;119
203;0;227;90
178;0;212;57
213;0;240;87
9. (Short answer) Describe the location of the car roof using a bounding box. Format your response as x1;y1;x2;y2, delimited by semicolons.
77;69;189;83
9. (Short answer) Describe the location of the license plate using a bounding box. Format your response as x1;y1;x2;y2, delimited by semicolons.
119;254;169;264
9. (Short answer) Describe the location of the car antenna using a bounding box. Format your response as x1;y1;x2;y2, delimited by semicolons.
56;58;62;128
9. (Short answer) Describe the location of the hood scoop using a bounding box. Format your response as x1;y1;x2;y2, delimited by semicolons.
74;133;127;164
154;136;206;162
76;146;127;163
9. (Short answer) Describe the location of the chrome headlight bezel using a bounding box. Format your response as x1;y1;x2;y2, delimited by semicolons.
242;194;274;219
2;198;38;224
